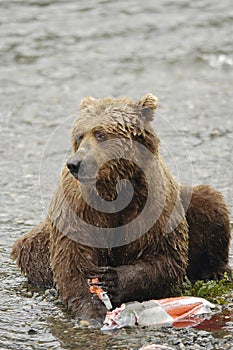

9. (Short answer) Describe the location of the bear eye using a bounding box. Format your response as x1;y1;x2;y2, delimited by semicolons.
95;131;107;142
76;134;84;143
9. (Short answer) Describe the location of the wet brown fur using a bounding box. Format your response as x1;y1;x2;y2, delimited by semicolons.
180;185;231;281
11;94;231;323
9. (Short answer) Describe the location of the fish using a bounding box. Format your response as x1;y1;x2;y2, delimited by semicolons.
88;277;112;310
101;296;216;331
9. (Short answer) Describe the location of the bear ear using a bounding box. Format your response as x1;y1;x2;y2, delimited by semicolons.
137;93;158;121
79;96;96;110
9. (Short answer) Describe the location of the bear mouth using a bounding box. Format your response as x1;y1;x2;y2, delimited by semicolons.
75;175;97;185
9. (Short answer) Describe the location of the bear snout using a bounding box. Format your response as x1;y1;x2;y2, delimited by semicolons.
67;157;82;178
67;154;98;184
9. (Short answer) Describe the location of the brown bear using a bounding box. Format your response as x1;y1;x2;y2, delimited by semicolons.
11;94;231;324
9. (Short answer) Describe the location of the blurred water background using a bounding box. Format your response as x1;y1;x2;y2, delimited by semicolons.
0;0;232;349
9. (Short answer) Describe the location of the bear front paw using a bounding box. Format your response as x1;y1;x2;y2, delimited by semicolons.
88;266;122;306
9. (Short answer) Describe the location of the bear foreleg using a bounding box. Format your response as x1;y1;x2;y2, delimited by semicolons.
49;236;107;324
92;254;187;307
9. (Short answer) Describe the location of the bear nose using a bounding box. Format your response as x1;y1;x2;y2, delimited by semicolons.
67;158;82;176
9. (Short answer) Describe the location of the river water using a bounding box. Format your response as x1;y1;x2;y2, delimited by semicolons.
0;0;232;349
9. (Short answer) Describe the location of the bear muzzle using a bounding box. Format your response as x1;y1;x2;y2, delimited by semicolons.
67;154;98;185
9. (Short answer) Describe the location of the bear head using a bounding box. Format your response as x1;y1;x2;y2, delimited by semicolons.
67;94;159;202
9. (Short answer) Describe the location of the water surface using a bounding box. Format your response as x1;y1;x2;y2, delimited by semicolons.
0;0;232;348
